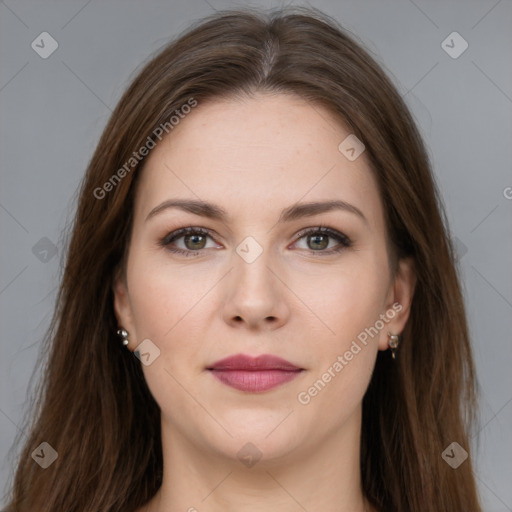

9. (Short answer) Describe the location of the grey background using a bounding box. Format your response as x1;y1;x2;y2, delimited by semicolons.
1;0;511;509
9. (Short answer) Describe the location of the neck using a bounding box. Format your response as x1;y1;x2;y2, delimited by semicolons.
143;405;374;512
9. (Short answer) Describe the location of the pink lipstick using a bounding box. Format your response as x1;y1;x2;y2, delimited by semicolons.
207;354;303;392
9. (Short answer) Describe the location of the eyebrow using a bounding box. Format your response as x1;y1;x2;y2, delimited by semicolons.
145;198;368;226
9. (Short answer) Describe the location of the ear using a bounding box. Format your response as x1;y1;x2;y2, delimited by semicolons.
378;256;416;351
112;265;136;350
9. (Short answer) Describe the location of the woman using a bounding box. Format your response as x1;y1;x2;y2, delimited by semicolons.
5;6;483;511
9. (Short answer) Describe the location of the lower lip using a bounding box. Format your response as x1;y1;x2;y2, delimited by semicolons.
208;369;303;392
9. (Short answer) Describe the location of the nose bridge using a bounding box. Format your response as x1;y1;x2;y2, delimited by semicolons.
222;233;289;328
232;234;275;298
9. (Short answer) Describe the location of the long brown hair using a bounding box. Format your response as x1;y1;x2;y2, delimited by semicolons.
5;6;482;511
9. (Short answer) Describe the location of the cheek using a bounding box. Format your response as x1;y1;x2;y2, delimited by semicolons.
292;258;389;343
126;262;210;413
291;258;387;403
126;254;218;380
127;248;204;335
303;348;376;430
295;274;382;423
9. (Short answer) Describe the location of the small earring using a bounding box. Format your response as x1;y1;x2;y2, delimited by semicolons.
117;328;129;346
387;332;400;359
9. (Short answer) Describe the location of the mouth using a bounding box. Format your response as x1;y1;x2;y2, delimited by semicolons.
207;354;304;392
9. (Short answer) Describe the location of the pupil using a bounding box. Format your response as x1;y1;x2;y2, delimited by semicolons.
310;234;328;250
186;234;205;250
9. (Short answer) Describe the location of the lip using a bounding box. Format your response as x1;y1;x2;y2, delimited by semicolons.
207;354;304;392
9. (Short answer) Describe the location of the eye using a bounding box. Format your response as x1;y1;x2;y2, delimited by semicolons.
292;226;352;255
159;227;219;257
159;225;352;257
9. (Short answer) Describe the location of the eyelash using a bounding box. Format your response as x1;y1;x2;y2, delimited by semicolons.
159;225;352;257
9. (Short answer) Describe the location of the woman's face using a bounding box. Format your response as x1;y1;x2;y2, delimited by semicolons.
114;92;414;465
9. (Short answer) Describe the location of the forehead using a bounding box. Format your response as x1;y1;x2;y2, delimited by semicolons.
134;93;382;227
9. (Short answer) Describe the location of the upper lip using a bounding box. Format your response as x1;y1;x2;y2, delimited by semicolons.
207;354;302;371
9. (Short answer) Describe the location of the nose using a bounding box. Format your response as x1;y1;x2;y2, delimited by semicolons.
221;245;290;331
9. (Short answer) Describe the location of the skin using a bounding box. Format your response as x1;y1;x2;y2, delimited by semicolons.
113;92;416;512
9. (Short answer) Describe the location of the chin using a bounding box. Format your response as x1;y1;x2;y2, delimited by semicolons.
200;410;307;464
